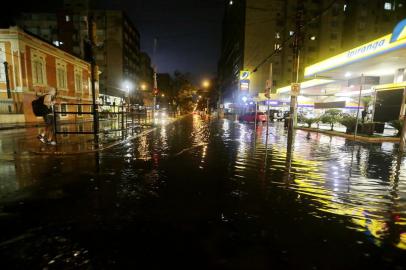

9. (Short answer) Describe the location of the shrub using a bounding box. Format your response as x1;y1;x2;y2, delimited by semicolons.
340;115;357;134
389;120;404;137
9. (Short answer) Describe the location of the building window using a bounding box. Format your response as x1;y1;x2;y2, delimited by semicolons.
308;46;316;52
65;15;70;22
56;60;67;89
384;2;392;10
77;105;82;116
0;44;5;82
74;68;83;93
359;22;366;30
61;103;67;117
330;33;338;40
275;32;280;39
31;52;46;85
343;4;347;11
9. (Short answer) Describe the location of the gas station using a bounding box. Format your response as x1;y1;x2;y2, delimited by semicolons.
275;18;406;127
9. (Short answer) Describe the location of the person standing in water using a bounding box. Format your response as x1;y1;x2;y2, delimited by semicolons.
37;87;57;145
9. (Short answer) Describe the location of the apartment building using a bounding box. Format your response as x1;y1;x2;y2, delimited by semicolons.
218;0;406;102
16;0;142;100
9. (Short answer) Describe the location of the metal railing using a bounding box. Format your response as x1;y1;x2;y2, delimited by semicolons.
52;102;153;143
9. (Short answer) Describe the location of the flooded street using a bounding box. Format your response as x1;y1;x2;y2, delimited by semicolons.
0;115;405;269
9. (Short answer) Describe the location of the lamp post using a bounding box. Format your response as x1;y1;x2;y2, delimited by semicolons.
202;80;210;114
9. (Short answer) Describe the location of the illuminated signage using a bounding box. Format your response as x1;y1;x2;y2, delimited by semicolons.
240;80;250;91
346;39;386;58
390;18;406;43
305;18;406;77
240;70;250;80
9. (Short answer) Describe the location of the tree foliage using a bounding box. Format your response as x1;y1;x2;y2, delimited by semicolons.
321;109;342;131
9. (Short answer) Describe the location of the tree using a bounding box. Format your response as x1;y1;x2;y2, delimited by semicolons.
321;109;342;131
299;116;319;128
172;71;196;113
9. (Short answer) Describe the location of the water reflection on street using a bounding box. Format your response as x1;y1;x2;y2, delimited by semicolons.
0;114;405;269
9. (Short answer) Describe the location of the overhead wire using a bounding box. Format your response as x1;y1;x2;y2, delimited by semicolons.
251;0;340;73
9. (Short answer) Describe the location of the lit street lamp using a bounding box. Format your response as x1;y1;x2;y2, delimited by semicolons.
202;80;210;89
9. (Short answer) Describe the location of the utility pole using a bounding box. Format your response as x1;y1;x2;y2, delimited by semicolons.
400;87;406;152
399;114;406;152
88;15;99;139
265;63;272;149
354;74;364;139
153;38;158;119
289;1;304;132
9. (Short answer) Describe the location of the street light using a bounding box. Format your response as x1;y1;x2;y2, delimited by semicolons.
122;80;132;95
202;80;210;89
141;83;147;91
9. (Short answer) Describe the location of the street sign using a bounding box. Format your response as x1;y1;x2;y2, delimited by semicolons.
240;70;251;80
240;80;250;91
291;83;301;96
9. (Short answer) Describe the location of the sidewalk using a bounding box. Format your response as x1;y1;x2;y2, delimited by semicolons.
0;115;185;156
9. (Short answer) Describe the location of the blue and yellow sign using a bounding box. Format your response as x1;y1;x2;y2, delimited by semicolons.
304;18;406;77
239;70;251;80
391;18;406;43
239;70;250;91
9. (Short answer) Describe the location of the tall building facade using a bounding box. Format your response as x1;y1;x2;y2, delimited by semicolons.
218;0;406;102
16;0;142;99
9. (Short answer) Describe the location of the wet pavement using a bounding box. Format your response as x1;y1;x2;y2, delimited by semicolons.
0;115;405;269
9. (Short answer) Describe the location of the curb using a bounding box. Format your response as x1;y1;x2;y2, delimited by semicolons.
298;127;400;143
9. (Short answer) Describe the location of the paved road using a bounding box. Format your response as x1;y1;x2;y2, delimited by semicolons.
0;115;405;269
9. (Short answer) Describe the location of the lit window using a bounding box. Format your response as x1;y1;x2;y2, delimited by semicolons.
31;52;46;85
384;2;392;10
0;45;5;82
343;4;347;11
74;69;83;93
65;15;70;22
229;0;233;5
275;32;280;39
289;31;294;36
310;36;316;41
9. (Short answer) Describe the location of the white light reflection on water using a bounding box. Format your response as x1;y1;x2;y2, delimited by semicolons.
220;119;406;250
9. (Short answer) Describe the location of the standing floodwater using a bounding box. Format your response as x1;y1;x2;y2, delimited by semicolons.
0;115;405;269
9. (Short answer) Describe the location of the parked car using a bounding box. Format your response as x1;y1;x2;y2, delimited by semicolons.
239;112;267;123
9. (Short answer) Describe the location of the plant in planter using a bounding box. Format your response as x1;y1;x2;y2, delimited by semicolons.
389;120;404;137
321;109;342;131
340;115;357;134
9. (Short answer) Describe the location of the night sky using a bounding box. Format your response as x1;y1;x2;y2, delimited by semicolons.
100;0;225;81
4;0;225;82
